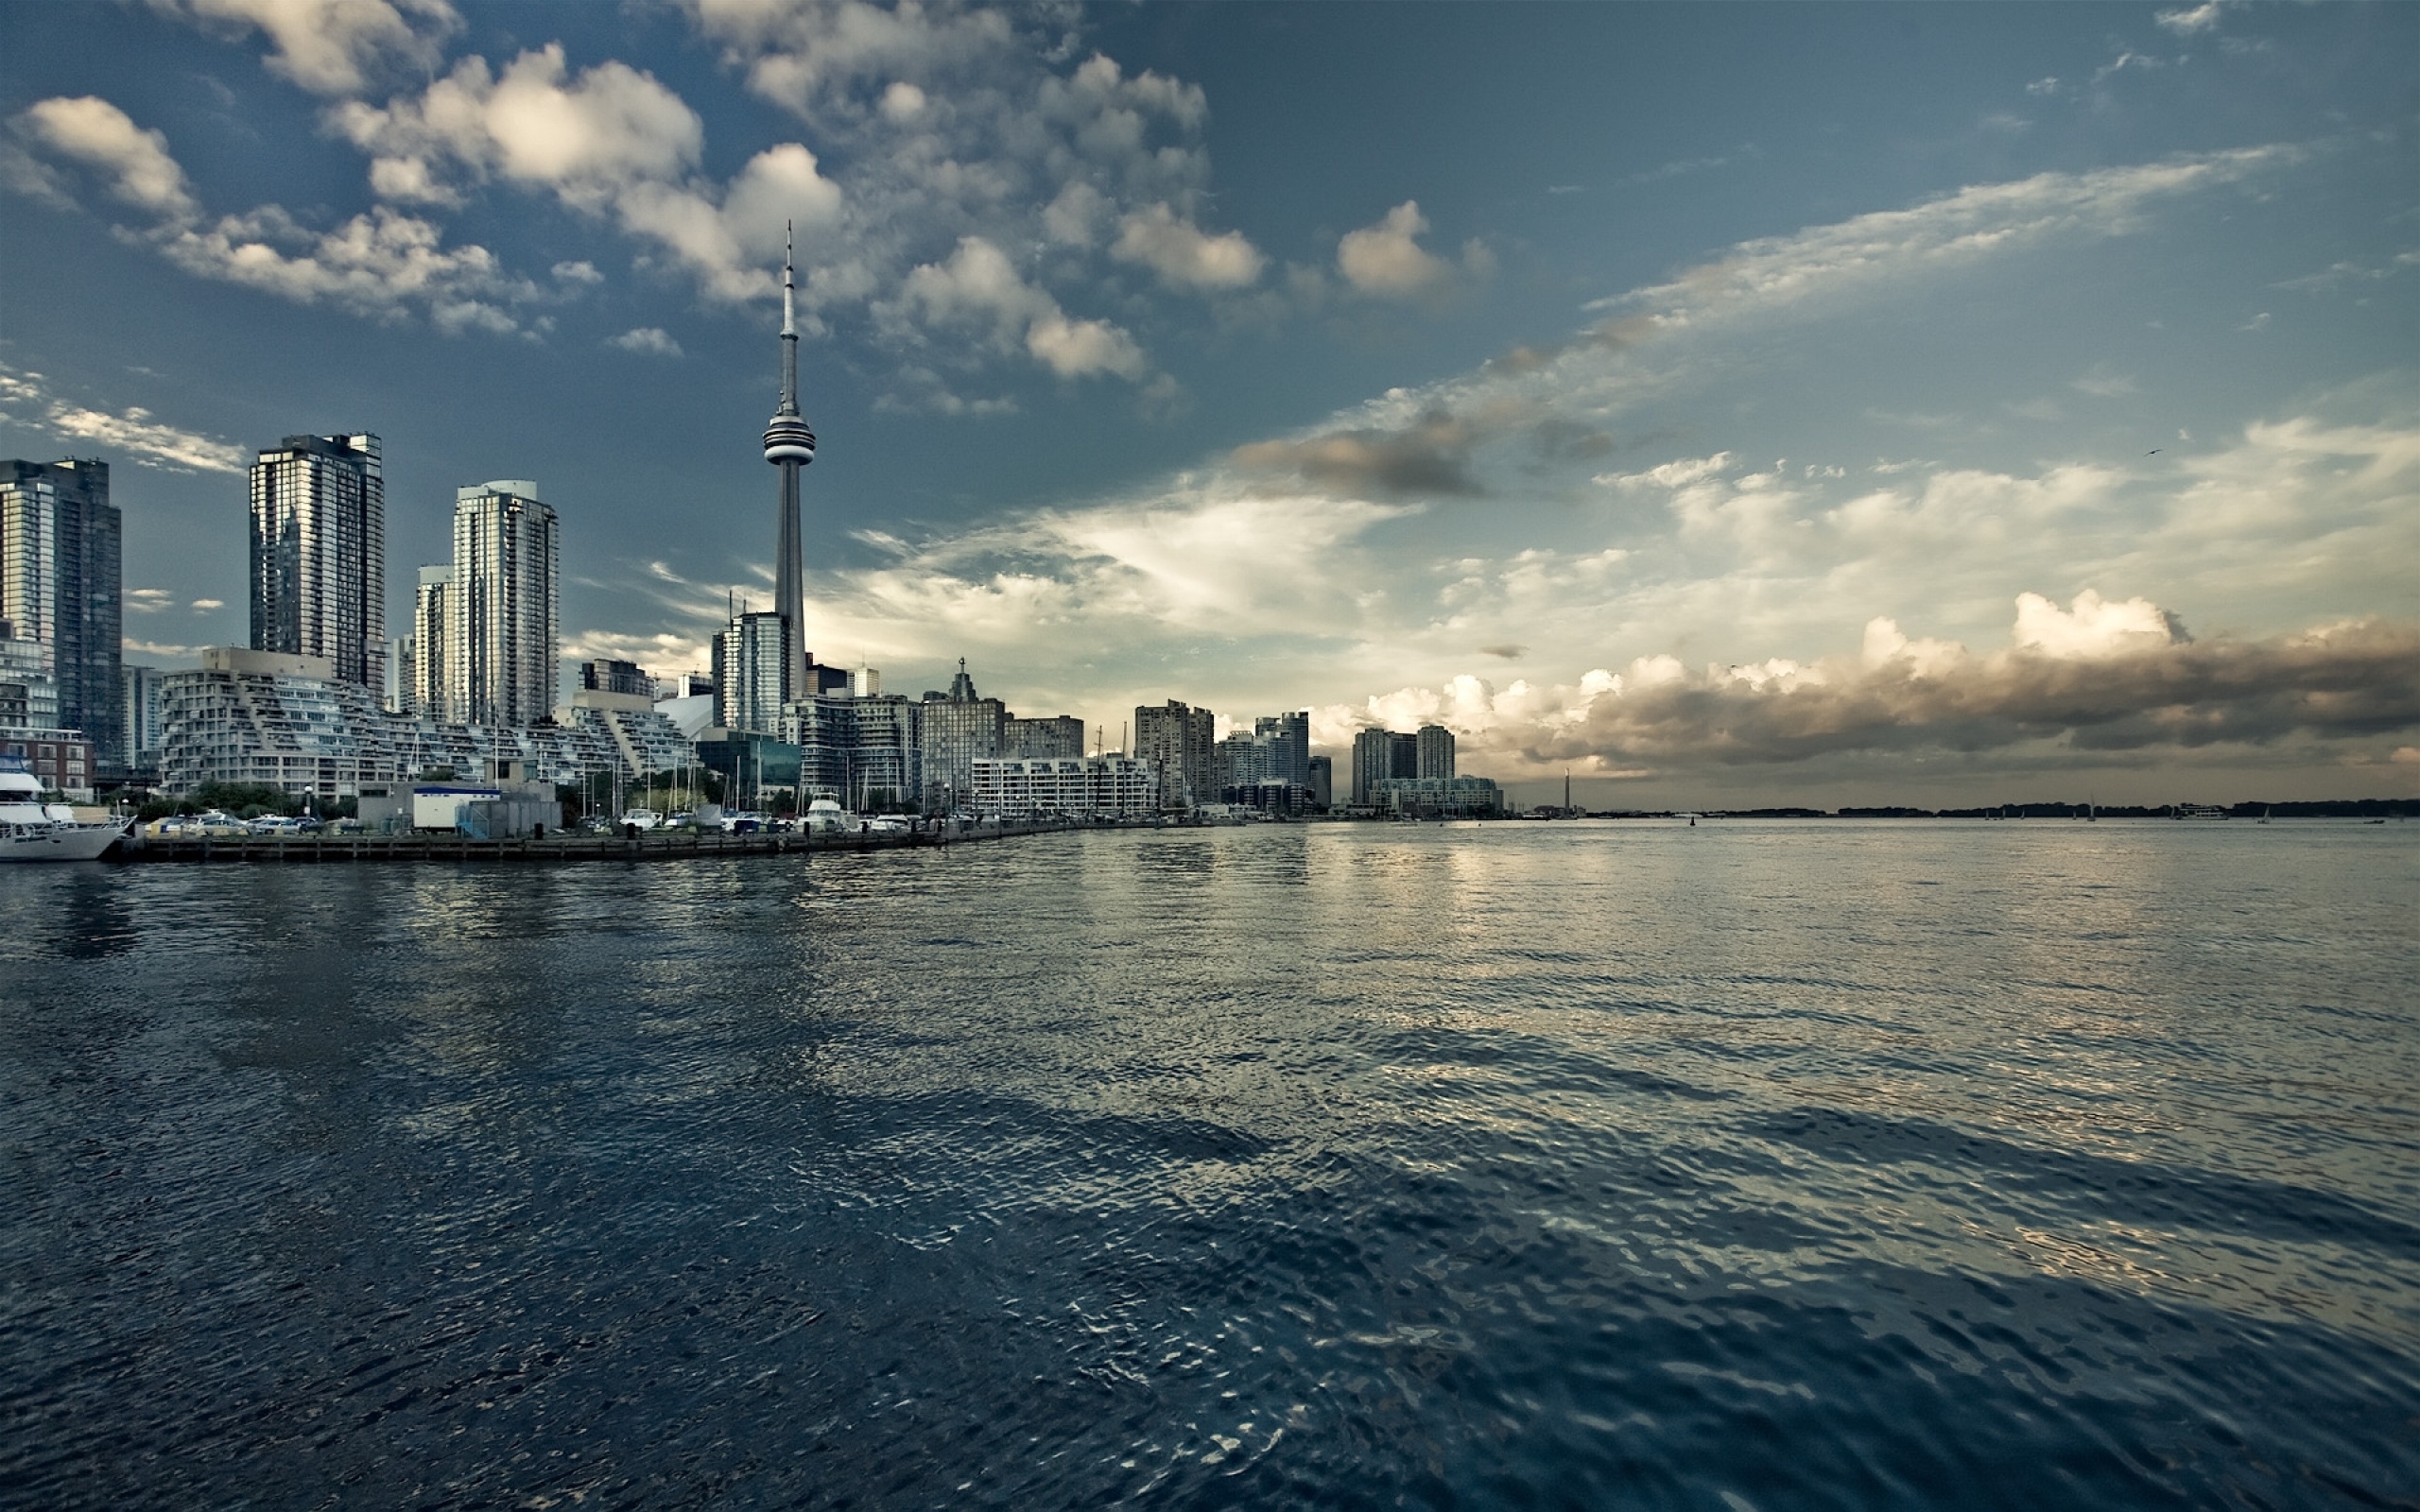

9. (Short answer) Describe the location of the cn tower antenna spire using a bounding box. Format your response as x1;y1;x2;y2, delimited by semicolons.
777;219;799;416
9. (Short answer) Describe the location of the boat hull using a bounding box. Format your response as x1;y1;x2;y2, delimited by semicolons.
0;821;130;861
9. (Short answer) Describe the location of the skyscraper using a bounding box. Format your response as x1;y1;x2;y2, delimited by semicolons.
448;481;559;727
761;224;818;704
249;433;383;692
1255;711;1310;788
917;659;1004;812
1416;723;1456;780
0;457;120;767
1134;698;1216;808
411;564;452;718
1351;727;1418;805
714;609;790;734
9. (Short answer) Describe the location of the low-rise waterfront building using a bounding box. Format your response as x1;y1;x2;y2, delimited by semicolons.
0;728;94;798
1373;775;1502;817
970;754;1158;819
157;646;689;800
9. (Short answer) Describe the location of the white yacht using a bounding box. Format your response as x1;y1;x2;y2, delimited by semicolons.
804;798;848;834
0;763;130;861
621;807;663;831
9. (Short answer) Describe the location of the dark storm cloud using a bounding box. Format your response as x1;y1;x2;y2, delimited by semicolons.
1232;407;1485;499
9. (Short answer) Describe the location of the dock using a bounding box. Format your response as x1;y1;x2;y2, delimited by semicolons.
109;817;1112;864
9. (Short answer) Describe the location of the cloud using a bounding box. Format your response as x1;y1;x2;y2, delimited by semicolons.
17;96;198;218
0;363;248;473
1590;147;2287;326
890;235;1149;382
160;202;532;332
189;598;225;611
550;258;602;284
2154;3;2224;37
1348;597;2420;778
330;45;844;303
2011;589;2188;655
126;588;174;613
1233;407;1484;499
1338;200;1448;297
608;326;683;357
682;6;1239;378
1111;202;1263;290
12;96;537;334
152;0;460;97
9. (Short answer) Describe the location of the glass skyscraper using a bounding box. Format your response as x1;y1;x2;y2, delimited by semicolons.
448;482;560;728
248;433;384;692
0;456;122;768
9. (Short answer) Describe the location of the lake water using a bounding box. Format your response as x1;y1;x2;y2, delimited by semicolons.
3;820;2415;1509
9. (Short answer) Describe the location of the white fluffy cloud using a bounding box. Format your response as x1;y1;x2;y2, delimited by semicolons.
14;94;538;333
891;236;1148;381
154;0;459;96
1111;202;1263;290
331;45;844;303
17;97;198;219
44;3;1259;390
1338;200;1448;297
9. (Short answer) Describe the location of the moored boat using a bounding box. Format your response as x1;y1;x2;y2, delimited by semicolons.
0;760;130;861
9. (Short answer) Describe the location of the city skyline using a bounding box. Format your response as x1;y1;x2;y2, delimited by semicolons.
1;2;2413;805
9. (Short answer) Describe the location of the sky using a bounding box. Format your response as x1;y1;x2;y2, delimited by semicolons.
1;0;2413;806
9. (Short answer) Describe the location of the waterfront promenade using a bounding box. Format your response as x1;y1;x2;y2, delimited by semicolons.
109;816;1117;864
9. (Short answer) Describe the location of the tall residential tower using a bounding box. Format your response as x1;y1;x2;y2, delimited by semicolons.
448;481;559;727
0;458;120;767
249;433;383;691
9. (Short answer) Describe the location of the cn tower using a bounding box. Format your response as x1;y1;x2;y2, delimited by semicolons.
760;222;817;698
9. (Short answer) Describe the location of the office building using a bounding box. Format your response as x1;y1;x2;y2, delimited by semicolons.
122;662;165;769
1307;753;1333;810
918;659;1005;812
849;694;922;810
249;434;383;692
1351;727;1420;805
0;730;94;797
1005;714;1085;760
411;565;451;717
1;457;121;767
385;635;415;713
579;658;653;699
714;610;791;734
1255;711;1310;788
1416;723;1457;781
449;481;559;728
1215;730;1267;795
1133;698;1216;808
0;632;59;730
